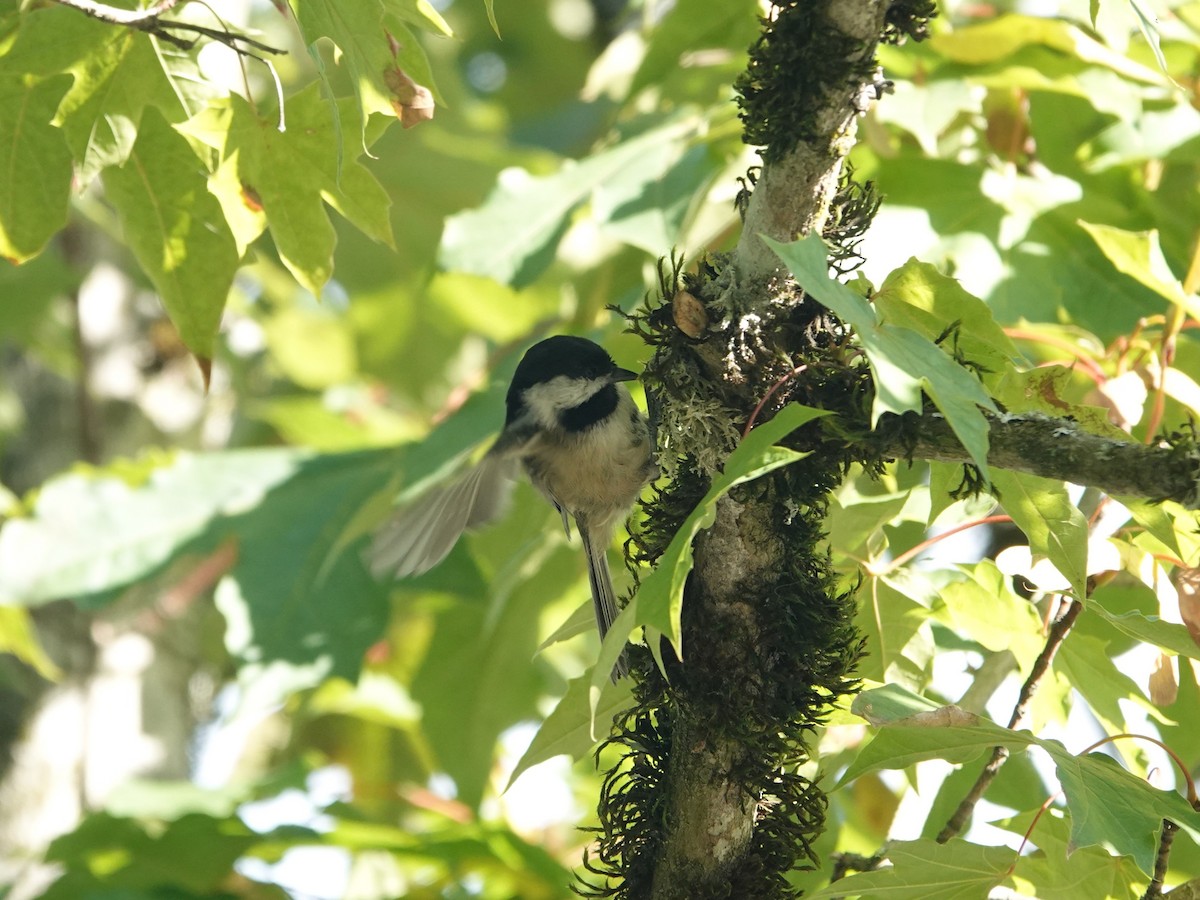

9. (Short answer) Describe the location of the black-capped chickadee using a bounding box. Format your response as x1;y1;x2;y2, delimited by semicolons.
370;335;658;678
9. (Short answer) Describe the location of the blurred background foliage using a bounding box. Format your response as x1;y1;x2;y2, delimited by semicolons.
1;0;1200;897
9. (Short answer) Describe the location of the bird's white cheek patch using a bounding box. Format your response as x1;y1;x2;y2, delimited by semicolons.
523;376;606;428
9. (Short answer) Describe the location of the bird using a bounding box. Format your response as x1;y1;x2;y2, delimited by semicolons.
369;335;658;678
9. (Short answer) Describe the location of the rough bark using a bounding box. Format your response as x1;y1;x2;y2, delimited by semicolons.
638;2;896;895
880;410;1200;508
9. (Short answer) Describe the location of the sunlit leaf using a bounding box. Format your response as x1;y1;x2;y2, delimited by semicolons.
806;838;1015;899
103;109;238;366
412;536;578;809
1078;221;1199;318
988;469;1088;600
506;670;633;790
843;684;1200;875
629;0;758;96
928;15;1162;84
875;259;1021;381
0;605;60;679
287;0;440;135
590;404;829;711
1003;809;1143;900
0;74;71;263
0;6;215;182
933;561;1044;670
440;117;699;288
0;449;393;690
181;87;394;295
768;233;995;476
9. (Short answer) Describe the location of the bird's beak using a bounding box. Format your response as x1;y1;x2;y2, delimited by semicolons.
611;367;639;383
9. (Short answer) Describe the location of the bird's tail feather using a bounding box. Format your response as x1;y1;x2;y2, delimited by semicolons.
580;527;630;681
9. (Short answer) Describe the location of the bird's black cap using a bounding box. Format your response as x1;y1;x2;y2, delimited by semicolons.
505;336;629;424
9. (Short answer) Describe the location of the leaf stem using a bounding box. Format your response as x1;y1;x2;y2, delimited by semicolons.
880;514;1011;575
1078;733;1199;809
1004;327;1107;383
742;364;808;438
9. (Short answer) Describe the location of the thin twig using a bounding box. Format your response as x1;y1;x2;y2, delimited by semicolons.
830;851;885;882
50;0;285;57
1141;819;1179;900
51;0;181;26
935;597;1083;842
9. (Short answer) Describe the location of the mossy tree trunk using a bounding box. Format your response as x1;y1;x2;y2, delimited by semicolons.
584;1;1200;897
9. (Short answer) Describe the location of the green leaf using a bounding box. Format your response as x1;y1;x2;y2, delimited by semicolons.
440;117;698;288
214;450;394;689
0;450;300;605
841;703;1032;787
412;537;576;809
102;108;238;365
827;491;911;557
263;307;359;390
594;141;711;257
0;6;215;182
857;571;936;687
806;838;1015;899
183;87;394;295
590;404;829;710
934;561;1045;671
767;233;995;476
928;15;1162;84
1128;0;1169;75
1078;221;1199;318
505;670;633;791
872;81;984;156
988;469;1089;599
0;74;72;263
629;0;759;96
875;259;1021;381
0;449;394;690
992;365;1131;440
843;685;1200;875
1089;601;1200;661
1055;633;1147;738
44;812;259;895
0;605;61;679
1052;751;1196;876
1002;810;1142;900
1127;500;1200;564
286;0;439;135
482;0;500;36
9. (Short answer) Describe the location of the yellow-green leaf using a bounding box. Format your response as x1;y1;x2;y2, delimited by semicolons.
0;74;72;263
989;469;1088;600
1078;221;1199;319
102;109;238;365
768;233;996;478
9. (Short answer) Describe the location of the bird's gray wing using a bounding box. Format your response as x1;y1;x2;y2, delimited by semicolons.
369;454;517;578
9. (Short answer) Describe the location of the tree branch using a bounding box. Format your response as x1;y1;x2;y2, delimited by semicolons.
734;4;888;284
50;0;285;56
879;410;1200;508
50;0;181;25
1143;820;1180;900
936;597;1083;842
630;2;897;895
